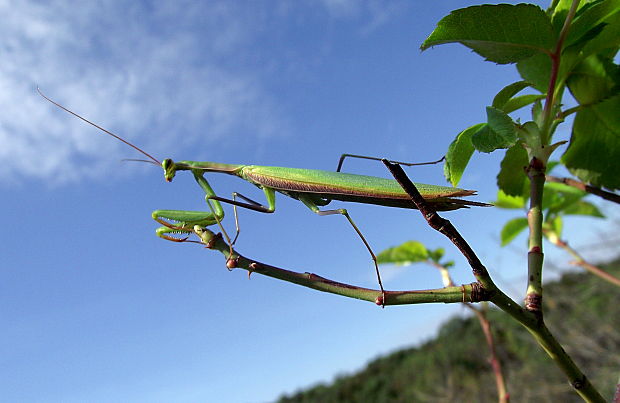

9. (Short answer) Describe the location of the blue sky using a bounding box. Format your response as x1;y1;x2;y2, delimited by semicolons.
2;1;616;402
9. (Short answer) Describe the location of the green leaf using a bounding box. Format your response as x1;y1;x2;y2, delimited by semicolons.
544;215;563;239
547;160;560;173
443;123;482;186
497;143;529;197
543;183;587;216
517;53;552;92
562;94;620;190
492;81;530;110
503;94;547;114
421;4;554;64
564;0;620;48
494;189;527;209
427;248;445;264
376;241;428;266
472;107;517;153
579;11;620;59
566;54;620;105
500;217;529;246
562;200;605;217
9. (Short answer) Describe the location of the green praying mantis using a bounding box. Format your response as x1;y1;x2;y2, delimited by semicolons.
39;89;490;304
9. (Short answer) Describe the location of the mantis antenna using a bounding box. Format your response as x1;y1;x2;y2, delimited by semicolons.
37;87;161;165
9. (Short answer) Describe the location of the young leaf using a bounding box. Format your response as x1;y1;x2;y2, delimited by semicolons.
492;81;530;110
494;189;527;209
501;217;529;246
427;248;445;264
471;107;517;153
421;4;554;64
376;241;429;266
562;95;620;190
544;215;563;240
497;143;529;197
443;123;483;186
503;94;547;114
562;200;605;217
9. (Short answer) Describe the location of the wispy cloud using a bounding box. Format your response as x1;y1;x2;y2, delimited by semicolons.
0;1;286;184
1;0;404;185
318;0;405;34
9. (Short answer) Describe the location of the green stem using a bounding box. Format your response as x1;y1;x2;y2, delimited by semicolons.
195;228;486;306
526;158;546;313
541;0;580;143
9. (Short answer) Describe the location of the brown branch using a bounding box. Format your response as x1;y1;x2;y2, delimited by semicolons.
550;236;620;288
382;159;605;402
431;261;509;403
546;175;620;204
470;306;510;403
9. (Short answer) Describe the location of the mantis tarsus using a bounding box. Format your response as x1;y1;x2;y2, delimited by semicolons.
39;89;490;305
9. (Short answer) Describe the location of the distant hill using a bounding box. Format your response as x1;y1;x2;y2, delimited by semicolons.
276;261;620;402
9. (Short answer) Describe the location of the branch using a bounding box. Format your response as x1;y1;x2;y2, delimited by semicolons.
548;235;620;288
382;159;606;402
430;261;509;403
546;175;620;204
193;228;487;306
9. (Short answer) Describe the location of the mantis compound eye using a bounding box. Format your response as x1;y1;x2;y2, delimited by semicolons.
162;158;176;182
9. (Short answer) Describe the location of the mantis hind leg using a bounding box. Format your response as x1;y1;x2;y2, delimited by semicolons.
298;195;386;307
336;154;445;172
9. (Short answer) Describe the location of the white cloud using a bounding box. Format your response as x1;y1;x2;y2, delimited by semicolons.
318;0;405;34
0;1;286;185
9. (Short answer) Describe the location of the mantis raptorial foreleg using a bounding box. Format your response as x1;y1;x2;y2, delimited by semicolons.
297;194;385;306
153;170;227;242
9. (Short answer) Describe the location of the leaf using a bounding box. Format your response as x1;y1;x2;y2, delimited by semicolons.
544;215;563;239
500;217;529;246
543;183;588;216
503;94;547;114
566;54;620;105
421;4;554;64
497;143;529;197
472;107;517;153
443;123;482;186
562;200;605;217
376;241;428;266
494;189;527;209
564;0;620;48
547;160;560;174
492;81;530;110
427;248;445;264
562;94;620;190
517;53;552;92
579;11;620;59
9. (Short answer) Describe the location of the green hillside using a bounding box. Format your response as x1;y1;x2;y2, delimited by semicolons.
277;261;620;402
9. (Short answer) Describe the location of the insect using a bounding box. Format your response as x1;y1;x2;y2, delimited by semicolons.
39;89;489;304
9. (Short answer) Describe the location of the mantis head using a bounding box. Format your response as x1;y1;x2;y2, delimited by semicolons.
162;158;177;182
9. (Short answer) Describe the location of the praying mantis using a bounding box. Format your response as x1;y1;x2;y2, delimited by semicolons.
39;89;489;303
